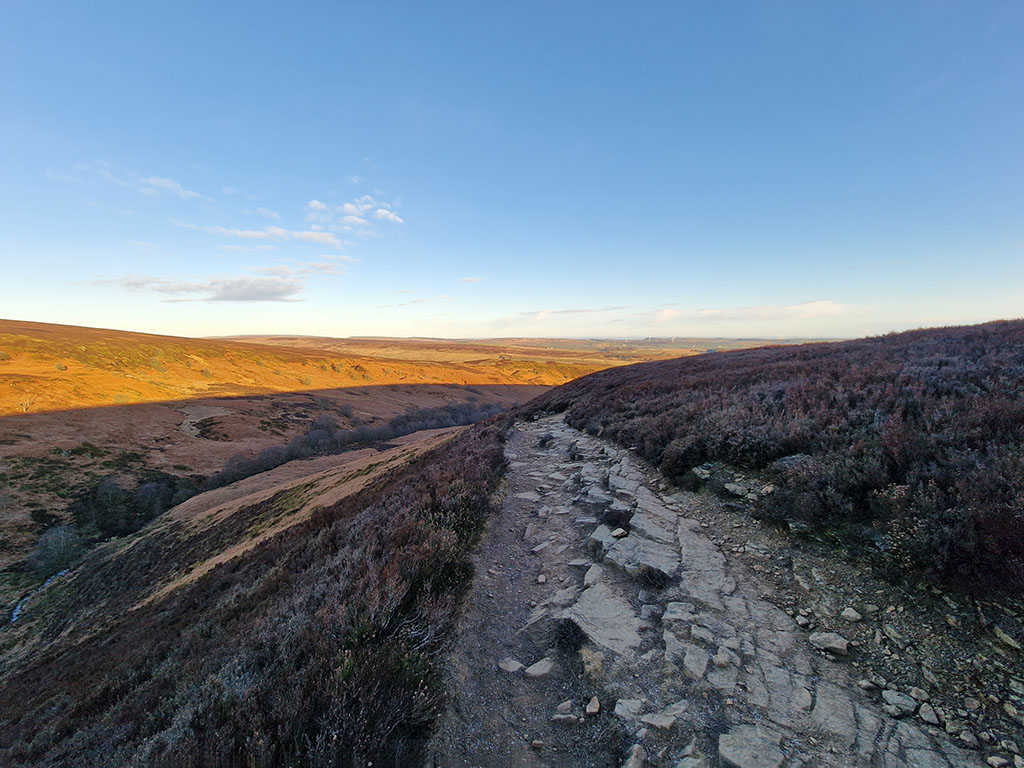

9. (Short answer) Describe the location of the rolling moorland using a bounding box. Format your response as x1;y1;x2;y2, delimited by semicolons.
1;319;744;606
0;320;1021;767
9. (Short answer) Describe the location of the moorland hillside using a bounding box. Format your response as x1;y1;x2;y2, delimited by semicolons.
528;319;1024;591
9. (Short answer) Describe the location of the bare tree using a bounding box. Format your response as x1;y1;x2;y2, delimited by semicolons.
19;391;38;413
28;524;83;577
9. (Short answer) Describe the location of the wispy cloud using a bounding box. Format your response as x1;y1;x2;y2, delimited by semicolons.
183;222;343;249
56;160;211;201
458;276;484;283
252;254;357;278
373;208;404;223
516;306;627;322
651;300;850;324
91;275;305;302
254;207;281;221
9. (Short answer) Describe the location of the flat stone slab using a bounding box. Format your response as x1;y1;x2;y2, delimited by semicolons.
563;581;642;655
628;509;676;543
524;657;556;678
605;534;679;581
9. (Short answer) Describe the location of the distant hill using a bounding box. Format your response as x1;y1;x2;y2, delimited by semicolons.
0;319;631;416
527;319;1024;590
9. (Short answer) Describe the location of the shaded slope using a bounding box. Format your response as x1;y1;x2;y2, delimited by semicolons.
0;421;508;767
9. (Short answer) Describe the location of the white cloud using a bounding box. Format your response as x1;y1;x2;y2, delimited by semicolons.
458;276;484;284
304;194;403;237
255;207;281;221
91;275;304;302
199;223;342;249
374;208;404;223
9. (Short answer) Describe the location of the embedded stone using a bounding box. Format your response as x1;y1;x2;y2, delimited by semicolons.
718;724;784;768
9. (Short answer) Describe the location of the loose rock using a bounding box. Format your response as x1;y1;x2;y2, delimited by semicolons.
809;632;849;656
524;657;556;678
497;657;524;673
840;607;863;622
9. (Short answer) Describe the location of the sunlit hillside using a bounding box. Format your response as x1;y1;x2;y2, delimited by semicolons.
0;319;644;417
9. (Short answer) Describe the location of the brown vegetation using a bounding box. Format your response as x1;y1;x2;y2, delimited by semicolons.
0;319;703;417
0;419;509;767
527;320;1024;591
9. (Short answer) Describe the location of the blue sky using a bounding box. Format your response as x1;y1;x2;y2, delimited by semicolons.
2;2;1022;339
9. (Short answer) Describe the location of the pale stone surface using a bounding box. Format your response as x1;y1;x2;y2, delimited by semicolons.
436;416;987;768
613;698;645;719
523;657;556;678
809;631;849;656
497;657;523;673
622;744;647;768
563;581;642;654
718;724;784;768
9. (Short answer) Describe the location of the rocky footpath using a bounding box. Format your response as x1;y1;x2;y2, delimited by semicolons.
427;416;1012;767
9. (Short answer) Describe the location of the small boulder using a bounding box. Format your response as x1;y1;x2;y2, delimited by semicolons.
586;696;600;715
614;699;644;719
584;563;604;588
640;712;675;730
498;657;524;673
881;689;918;717
809;632;849;656
551;713;580;725
919;702;940;725
840;607;863;622
557;699;573;714
724;482;747;497
524;657;556;678
622;744;646;768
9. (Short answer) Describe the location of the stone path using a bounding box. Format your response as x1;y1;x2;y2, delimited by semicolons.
427;416;986;768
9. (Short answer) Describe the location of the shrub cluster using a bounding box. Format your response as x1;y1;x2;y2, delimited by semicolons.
527;320;1024;590
70;472;198;538
205;400;505;490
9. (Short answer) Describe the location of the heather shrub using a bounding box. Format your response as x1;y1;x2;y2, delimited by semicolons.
0;418;509;767
526;320;1024;591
